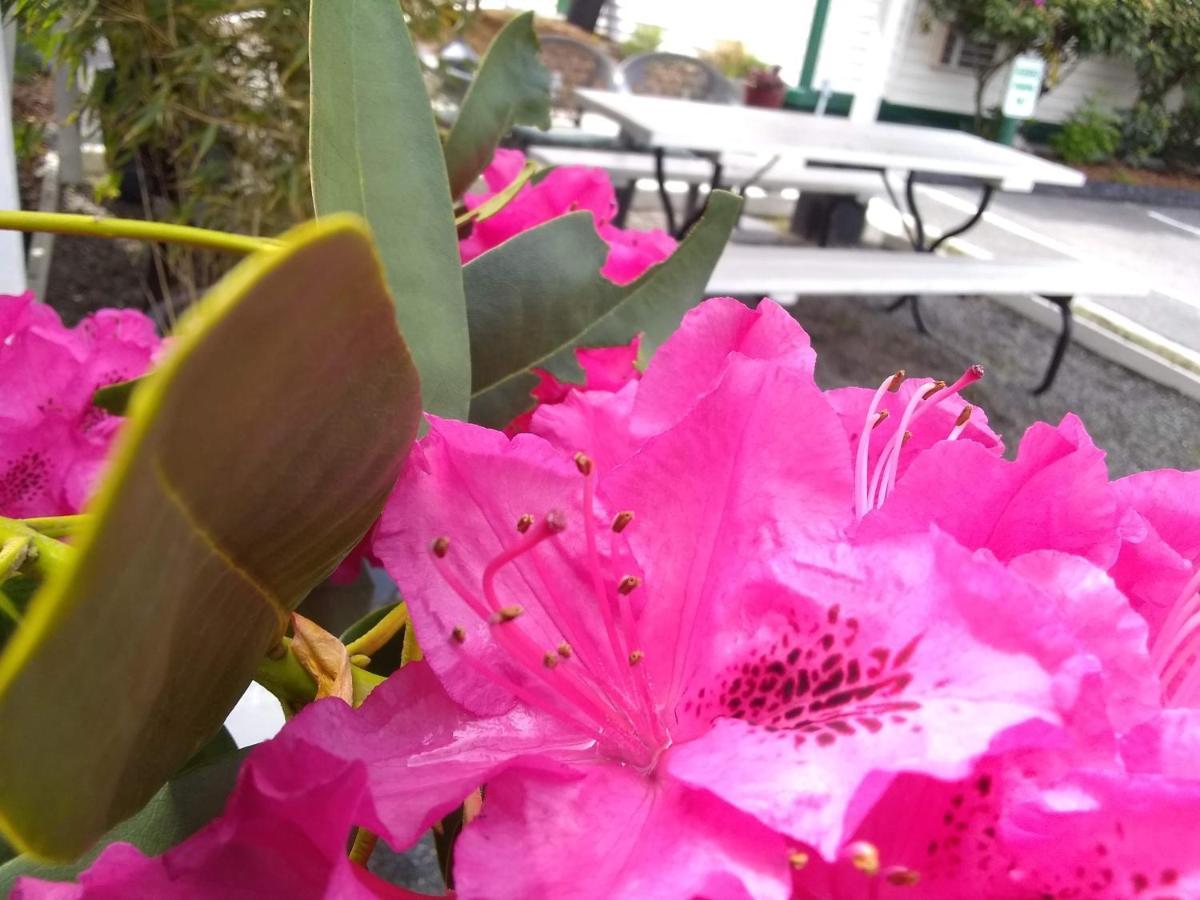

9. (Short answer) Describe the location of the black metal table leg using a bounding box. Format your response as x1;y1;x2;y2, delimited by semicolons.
653;147;677;236
675;153;723;238
614;180;636;228
882;173;997;338
1033;296;1074;395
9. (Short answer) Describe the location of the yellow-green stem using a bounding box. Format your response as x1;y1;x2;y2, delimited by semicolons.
0;538;31;625
344;603;408;658
348;827;378;866
0;517;73;576
0;211;280;255
255;637;386;713
20;515;88;539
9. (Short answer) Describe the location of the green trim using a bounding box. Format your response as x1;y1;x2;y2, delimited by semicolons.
799;0;832;90
877;100;1063;145
784;87;854;117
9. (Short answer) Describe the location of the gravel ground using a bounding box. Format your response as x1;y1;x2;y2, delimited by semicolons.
784;294;1200;477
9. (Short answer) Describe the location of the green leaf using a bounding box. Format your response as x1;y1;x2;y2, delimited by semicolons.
0;749;248;894
443;11;551;199
92;377;143;416
310;0;470;419
0;215;422;860
177;726;237;776
467;191;742;427
0;576;38;652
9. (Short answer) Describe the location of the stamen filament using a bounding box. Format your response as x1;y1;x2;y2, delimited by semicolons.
855;372;904;518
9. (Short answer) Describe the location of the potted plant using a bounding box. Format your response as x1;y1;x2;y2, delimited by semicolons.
744;64;787;108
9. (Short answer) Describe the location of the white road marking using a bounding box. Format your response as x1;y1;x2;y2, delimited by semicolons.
1148;209;1200;239
914;186;1200;310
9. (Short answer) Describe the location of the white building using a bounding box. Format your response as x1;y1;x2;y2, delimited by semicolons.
528;0;1143;133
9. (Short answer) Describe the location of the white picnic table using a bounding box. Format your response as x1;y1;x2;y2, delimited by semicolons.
563;90;1139;397
573;88;1084;250
574;89;1084;193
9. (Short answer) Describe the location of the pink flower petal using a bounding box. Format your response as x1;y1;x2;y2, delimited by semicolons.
600;356;854;709
666;534;1074;858
374;419;624;715
826;377;1002;484
1109;469;1200;641
13;740;409;899
632;297;816;438
859;415;1119;567
454;764;791;900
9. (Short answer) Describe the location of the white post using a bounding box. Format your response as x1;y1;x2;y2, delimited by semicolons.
850;0;911;124
0;16;27;294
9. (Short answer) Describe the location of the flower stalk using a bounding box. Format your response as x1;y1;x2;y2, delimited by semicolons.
0;211;279;255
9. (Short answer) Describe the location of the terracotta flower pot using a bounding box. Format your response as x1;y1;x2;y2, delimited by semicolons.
744;82;787;108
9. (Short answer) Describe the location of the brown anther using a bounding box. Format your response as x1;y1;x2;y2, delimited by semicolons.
543;652;559;669
955;405;973;427
611;511;634;532
872;409;890;429
618;575;641;595
432;536;450;558
557;642;573;658
516;513;535;533
573;452;594;476
844;841;880;876
924;380;946;398
545;510;567;533
492;604;524;624
901;430;913;445
788;851;810;870
628;650;645;666
887;370;905;392
884;866;920;887
451;626;466;644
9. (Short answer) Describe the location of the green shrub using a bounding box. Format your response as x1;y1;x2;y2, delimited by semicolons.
6;0;470;297
1050;99;1121;165
1118;100;1171;166
619;24;662;58
1163;83;1200;169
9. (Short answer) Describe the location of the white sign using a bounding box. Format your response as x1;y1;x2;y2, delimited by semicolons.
1003;54;1046;120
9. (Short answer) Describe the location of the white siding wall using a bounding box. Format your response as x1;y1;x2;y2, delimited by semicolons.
884;0;1140;123
812;0;885;94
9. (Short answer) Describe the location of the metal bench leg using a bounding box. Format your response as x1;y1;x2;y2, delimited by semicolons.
614;180;636;228
653;147;677;236
1033;296;1073;396
885;295;929;335
675;155;723;238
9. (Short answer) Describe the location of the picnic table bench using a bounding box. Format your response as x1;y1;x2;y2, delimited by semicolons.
706;245;1149;394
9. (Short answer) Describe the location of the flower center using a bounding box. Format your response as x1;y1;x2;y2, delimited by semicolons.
854;365;983;519
429;453;668;770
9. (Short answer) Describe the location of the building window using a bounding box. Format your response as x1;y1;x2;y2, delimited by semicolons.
939;30;997;71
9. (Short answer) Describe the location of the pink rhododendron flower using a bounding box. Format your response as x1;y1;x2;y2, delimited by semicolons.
505;335;641;437
12;735;424;900
459;148;676;284
0;293;160;517
23;297;1200;897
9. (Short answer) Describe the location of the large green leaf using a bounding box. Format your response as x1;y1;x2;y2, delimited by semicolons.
0;215;421;860
467;191;742;426
0;750;248;893
443;11;551;199
310;0;470;419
